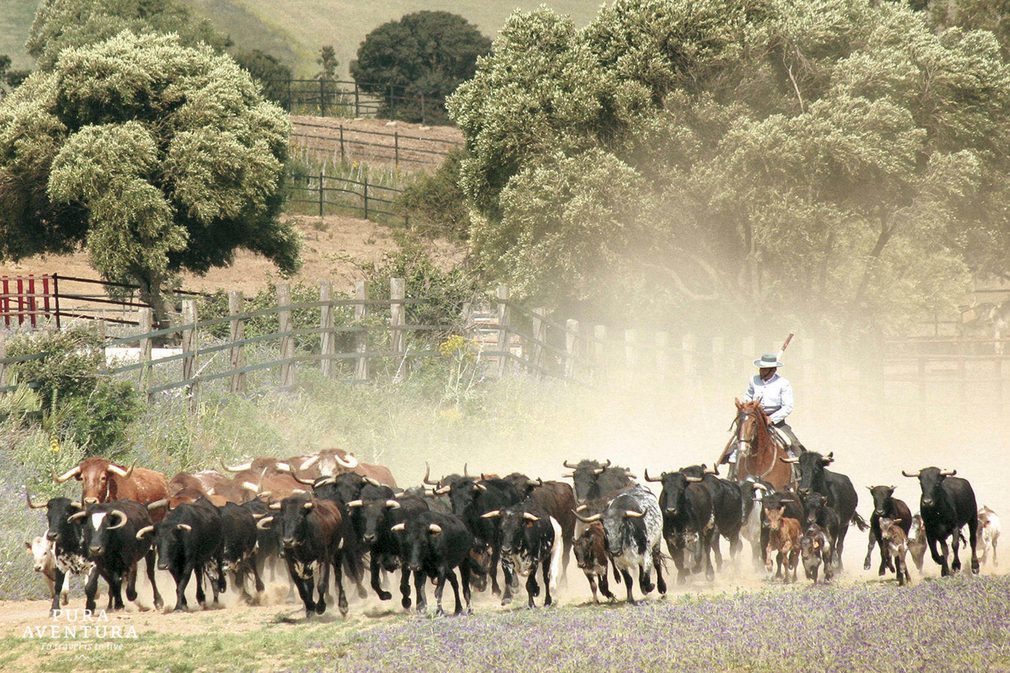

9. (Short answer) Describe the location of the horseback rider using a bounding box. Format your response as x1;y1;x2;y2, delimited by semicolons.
743;353;803;458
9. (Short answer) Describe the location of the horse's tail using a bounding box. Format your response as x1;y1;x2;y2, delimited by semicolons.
851;512;869;532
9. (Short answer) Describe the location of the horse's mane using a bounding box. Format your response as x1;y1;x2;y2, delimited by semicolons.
739;400;774;450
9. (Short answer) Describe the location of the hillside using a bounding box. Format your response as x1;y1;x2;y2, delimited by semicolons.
2;1;599;78
176;0;600;75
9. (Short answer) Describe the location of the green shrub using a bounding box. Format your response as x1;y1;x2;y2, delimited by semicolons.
399;149;471;241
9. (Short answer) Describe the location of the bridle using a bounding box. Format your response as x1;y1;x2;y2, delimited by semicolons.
736;407;780;480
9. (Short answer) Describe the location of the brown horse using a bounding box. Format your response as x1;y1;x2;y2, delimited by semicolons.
722;399;794;491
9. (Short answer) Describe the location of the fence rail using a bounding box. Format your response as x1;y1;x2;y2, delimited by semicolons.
289;119;460;170
285;171;408;224
268;78;449;124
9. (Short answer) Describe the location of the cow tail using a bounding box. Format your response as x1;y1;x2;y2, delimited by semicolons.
548;516;563;595
852;512;869;532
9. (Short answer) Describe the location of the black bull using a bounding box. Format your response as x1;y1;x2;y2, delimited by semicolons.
785;451;867;569
903;467;979;576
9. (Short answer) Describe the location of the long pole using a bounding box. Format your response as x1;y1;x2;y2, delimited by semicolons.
777;332;795;361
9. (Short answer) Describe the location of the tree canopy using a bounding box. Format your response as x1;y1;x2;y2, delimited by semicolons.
448;0;1010;334
0;31;297;323
234;48;293;108
351;11;491;123
27;0;230;69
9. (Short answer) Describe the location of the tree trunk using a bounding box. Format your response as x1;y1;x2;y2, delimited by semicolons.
134;270;170;329
845;216;896;331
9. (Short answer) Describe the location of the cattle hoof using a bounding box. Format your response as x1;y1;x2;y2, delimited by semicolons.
500;596;512;606
401;597;412;610
316;602;327;615
972;561;980;575
154;598;164;610
626;599;638;606
879;567;886;577
435;607;445;617
357;585;368;599
705;569;715;582
863;560;871;571
173;605;186;613
378;590;392;601
126;589;138;602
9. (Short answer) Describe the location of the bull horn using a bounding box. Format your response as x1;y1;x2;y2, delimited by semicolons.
780;456;799;464
221;460;252;473
291;470;316;486
385;500;401;509
624;510;645;519
336;452;358;469
644;469;663;482
593;467;606;475
704;465;719;475
685;476;703;483
480;510;501;519
135;525;155;540
275;462;291;473
475;483;487;492
574;504;588;512
481;473;492;481
428;523;442;535
53;465;81;484
268;502;282;510
256;491;273;500
346;500;363;508
752;483;769;492
463;463;470;478
300;455;319;471
824;452;834;464
523;512;540;522
107;510;128;530
391;523;406;532
364;477;381;487
423;462;439;486
70;501;82;510
902;470;920;478
602;459;612;468
316;476;336;487
573;510;601;523
534;478;543;487
940;469;957;477
107;462;134;479
256;516;274;530
176;523;192;532
25;490;46;509
434;485;451;495
562;472;574;479
67;511;87;523
147;499;170;511
563;460;578;469
303;501;315;510
241;482;259;493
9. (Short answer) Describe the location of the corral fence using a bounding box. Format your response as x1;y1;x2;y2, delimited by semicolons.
289;119;460;170
285;169;408;225
269;79;449;125
0;274;206;328
5;278;1010;418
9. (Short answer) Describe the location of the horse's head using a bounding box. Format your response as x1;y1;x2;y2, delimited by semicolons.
734;399;769;458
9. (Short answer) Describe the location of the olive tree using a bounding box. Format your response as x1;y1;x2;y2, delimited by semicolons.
0;31;297;324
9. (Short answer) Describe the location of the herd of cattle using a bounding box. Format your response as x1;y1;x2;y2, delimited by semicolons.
21;449;1003;618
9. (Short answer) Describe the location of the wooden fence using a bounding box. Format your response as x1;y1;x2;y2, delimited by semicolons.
268;78;449;124
290;119;460;170
285;171;408;224
6;279;1010;417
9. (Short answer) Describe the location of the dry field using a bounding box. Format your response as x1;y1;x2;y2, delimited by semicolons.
290;116;463;170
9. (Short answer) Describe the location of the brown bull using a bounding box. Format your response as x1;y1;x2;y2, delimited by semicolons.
54;457;169;521
233;469;307;503
573;521;616;603
148;487;227;512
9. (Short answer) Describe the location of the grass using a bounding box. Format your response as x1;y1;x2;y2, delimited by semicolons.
1;576;1009;672
0;1;37;69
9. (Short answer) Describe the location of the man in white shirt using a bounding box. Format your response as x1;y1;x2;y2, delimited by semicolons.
743;353;803;457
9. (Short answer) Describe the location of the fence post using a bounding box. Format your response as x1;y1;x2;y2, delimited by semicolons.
624;328;638;373
390;278;406;380
566;320;580;381
593;324;607;381
354;280;369;381
354;82;360;117
318;171;324;218
656;331;670;382
277;283;295;388
0;334;7;389
496;284;510;378
181;300;198;413
319;78;326;117
394;131;400;169
363;176;369;220
228;291;245;393
339;124;345;162
138;307;153;391
530;307;546;376
319;281;334;379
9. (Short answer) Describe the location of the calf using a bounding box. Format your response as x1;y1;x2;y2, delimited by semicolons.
863;485;912;576
75;500;163;612
646;469;715;583
574;485;665;604
879;517;911;586
803;492;840;567
256;494;348;618
977;506;1001;568
758;487;805;568
799;524;832;584
573;521;616;603
764;505;800;582
903;467;979;575
25;536;69;605
392;510;475;615
483;502;563;609
907;514;928;573
137;497;224;611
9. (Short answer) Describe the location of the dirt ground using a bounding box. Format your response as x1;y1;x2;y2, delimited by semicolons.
1;214;464;298
290;116;463;170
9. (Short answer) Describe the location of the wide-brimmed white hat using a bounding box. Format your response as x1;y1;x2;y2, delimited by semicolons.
753;353;784;368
